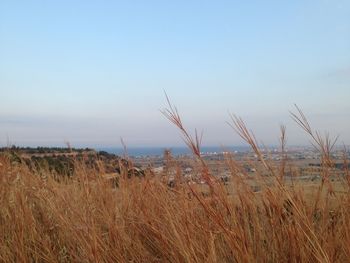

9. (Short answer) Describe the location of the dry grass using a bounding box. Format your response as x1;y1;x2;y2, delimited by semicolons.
0;104;350;262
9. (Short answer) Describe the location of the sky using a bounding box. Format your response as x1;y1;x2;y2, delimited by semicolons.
0;1;349;148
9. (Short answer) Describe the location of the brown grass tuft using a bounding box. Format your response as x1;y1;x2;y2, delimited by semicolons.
0;102;349;262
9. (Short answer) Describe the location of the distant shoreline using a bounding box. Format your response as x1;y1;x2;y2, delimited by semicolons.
96;146;252;157
2;145;347;158
96;145;324;157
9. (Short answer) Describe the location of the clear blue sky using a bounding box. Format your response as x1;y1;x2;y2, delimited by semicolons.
1;1;349;147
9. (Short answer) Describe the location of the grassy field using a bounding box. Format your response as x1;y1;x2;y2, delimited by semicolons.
0;106;349;262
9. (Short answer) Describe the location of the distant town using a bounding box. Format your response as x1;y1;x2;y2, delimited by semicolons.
2;145;349;185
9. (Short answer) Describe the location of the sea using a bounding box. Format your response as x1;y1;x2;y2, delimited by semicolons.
96;146;251;157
